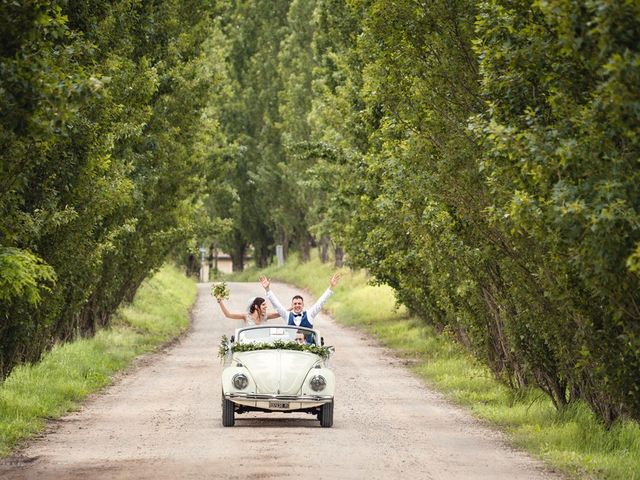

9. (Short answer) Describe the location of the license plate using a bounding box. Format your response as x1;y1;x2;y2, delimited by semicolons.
269;401;290;409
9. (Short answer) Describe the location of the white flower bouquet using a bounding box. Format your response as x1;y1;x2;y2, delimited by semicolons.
211;281;230;300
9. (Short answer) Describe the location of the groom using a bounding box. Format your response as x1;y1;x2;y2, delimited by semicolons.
259;273;341;328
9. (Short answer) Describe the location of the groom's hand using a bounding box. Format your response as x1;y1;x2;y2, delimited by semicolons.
260;276;270;292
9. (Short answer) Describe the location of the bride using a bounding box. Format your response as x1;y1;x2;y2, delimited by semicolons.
215;295;280;325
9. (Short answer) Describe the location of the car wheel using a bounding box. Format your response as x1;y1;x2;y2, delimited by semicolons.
319;400;333;428
222;395;235;427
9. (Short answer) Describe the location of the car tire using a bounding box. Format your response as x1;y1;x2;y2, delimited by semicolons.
319;400;333;428
222;395;235;427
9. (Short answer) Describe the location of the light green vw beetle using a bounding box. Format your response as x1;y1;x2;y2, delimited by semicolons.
220;325;335;427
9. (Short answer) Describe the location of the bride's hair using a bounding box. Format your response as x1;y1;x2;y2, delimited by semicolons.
248;297;266;315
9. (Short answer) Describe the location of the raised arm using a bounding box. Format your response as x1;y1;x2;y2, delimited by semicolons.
260;276;289;320
215;298;246;320
307;272;341;319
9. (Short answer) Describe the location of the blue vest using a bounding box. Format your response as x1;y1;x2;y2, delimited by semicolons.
288;311;313;328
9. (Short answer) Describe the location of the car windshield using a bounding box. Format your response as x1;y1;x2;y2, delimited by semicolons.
237;326;318;346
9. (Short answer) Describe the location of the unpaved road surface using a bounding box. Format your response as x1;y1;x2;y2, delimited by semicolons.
0;282;562;479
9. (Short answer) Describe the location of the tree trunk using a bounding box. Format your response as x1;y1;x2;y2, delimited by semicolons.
334;246;344;267
319;236;330;263
281;231;289;259
254;241;271;268
482;284;527;389
231;243;246;272
186;253;197;277
300;235;311;262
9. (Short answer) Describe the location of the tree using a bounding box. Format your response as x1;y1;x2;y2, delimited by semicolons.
0;0;227;377
473;0;640;422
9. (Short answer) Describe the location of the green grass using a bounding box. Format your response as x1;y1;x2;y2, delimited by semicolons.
0;264;196;457
227;251;640;480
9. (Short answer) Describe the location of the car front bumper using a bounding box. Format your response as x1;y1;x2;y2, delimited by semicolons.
225;392;333;410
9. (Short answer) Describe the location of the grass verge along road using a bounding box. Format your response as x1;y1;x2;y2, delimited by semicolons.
0;265;196;457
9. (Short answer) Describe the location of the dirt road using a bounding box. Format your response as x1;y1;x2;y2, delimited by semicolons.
0;282;561;479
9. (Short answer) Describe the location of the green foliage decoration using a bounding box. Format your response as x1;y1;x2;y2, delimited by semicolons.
218;335;334;360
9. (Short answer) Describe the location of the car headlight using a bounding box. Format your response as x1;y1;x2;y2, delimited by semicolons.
310;375;327;392
232;373;249;390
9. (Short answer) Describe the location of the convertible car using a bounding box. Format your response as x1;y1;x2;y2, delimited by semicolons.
220;325;335;427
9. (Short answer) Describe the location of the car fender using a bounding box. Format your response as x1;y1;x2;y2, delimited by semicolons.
301;367;335;397
222;364;257;395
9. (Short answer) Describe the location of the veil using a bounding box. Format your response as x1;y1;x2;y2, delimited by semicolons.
246;297;257;314
247;296;268;322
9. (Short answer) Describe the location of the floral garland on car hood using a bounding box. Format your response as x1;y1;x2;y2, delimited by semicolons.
218;335;333;360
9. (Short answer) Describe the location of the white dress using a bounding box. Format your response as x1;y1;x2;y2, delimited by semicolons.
244;313;267;326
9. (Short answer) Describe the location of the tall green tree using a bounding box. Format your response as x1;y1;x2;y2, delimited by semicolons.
291;0;368;265
473;0;640;422
0;0;227;377
208;0;291;270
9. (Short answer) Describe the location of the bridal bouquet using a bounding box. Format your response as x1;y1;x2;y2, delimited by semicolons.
211;281;230;300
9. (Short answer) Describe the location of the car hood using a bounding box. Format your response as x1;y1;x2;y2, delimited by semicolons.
235;349;320;395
